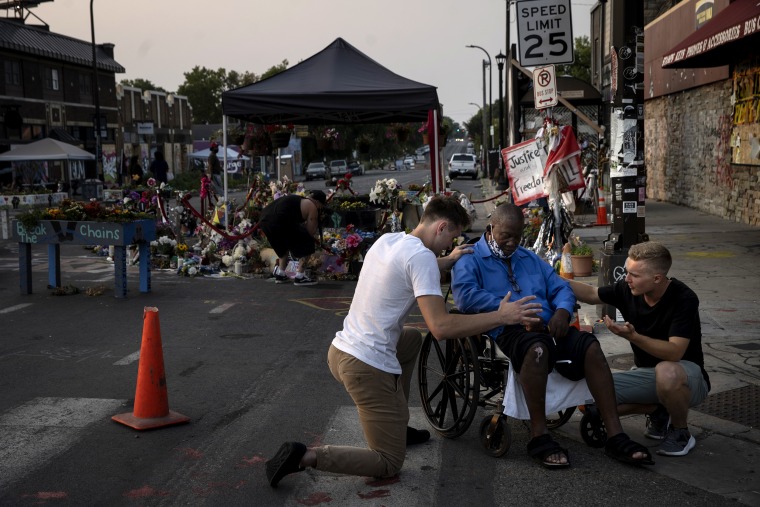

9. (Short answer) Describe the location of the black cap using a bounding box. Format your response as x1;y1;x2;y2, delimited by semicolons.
309;190;327;206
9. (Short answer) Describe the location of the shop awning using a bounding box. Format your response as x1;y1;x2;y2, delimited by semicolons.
661;0;760;69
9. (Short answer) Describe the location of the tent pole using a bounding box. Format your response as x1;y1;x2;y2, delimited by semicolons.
429;109;440;193
222;115;229;229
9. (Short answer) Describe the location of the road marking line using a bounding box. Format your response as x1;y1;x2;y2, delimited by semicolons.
86;266;114;274
0;303;33;314
210;302;237;314
113;351;140;366
0;397;125;489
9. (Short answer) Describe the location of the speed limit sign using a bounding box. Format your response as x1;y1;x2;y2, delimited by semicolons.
516;0;574;66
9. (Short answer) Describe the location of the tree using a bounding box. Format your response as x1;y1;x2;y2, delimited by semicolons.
177;66;227;124
177;62;290;124
555;36;591;83
260;60;289;81
120;78;166;92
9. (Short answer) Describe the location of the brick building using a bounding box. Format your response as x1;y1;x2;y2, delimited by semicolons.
0;8;192;190
591;0;759;226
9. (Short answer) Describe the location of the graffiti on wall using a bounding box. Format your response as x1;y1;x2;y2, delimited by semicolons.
102;147;118;183
731;64;760;166
715;114;734;189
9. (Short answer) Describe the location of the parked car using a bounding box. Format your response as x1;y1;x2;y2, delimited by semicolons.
403;156;415;168
448;153;478;180
329;159;348;177
348;161;364;176
305;161;329;180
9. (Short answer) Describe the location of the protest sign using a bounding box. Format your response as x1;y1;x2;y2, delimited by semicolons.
502;139;547;206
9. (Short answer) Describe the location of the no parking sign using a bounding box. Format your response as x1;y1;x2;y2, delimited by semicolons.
533;65;558;109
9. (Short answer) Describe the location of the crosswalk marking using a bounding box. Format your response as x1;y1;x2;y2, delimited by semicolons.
285;406;440;506
0;397;124;490
113;351;140;366
210;303;237;314
0;303;33;314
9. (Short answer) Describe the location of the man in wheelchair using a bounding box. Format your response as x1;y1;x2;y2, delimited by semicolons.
266;196;544;487
451;203;653;469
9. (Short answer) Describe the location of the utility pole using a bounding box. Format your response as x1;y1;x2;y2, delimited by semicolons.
466;45;492;178
496;0;513;190
90;0;102;180
599;1;648;317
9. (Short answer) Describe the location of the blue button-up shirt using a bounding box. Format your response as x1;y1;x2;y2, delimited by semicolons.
451;236;576;338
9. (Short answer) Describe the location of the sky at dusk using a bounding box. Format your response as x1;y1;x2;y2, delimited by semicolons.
31;0;592;126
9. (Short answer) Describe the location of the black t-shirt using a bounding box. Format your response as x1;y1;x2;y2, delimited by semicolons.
259;194;305;227
598;278;709;388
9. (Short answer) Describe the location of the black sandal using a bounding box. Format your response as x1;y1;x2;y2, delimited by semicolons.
604;432;655;466
527;434;570;469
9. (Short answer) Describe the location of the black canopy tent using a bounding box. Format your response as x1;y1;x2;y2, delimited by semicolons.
221;37;444;197
222;38;439;124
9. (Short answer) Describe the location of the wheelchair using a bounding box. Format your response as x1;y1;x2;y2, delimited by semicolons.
417;328;608;457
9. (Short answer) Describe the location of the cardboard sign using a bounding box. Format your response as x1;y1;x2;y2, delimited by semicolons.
543;125;585;193
502;139;547;205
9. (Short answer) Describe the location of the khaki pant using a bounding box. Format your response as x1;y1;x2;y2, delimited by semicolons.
316;327;422;478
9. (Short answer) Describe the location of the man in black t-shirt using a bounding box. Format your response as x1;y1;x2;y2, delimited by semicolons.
258;190;327;286
570;241;709;457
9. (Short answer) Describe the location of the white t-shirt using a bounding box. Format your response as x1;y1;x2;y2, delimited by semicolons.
331;232;443;374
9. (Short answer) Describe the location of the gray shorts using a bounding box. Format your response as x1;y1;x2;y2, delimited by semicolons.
613;360;709;407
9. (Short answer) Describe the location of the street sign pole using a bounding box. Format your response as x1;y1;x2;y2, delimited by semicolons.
598;1;647;318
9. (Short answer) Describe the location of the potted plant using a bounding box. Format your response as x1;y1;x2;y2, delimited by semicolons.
357;134;372;154
269;125;293;148
570;236;594;277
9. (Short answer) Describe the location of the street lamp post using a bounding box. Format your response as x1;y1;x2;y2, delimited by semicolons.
495;51;507;190
465;45;492;178
468;102;486;171
90;0;102;180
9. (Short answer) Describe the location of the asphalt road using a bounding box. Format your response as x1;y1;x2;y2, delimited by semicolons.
0;150;743;506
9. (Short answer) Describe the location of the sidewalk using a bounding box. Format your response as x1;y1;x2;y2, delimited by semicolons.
473;179;760;506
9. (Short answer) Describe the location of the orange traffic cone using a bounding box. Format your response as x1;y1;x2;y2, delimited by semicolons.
596;187;608;225
112;307;190;430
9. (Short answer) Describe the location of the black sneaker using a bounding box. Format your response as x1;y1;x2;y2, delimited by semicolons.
293;275;317;286
274;273;290;284
657;426;696;456
406;426;430;446
266;441;307;487
644;404;670;440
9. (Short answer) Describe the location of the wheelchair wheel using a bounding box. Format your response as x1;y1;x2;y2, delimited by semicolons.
579;405;607;448
479;414;511;457
418;334;481;438
546;406;576;429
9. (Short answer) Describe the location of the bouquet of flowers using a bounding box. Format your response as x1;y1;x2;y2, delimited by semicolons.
322;225;367;265
369;178;401;208
521;207;545;247
150;235;178;256
334;173;354;194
